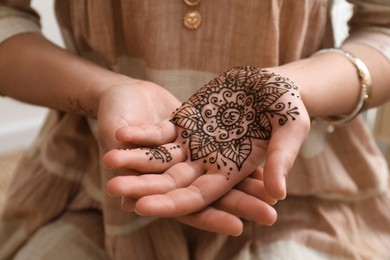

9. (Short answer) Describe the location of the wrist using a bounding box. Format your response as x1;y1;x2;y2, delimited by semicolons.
312;48;372;127
0;32;139;118
265;54;361;119
82;73;136;118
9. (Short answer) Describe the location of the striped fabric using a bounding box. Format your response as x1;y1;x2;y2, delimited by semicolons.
1;0;390;259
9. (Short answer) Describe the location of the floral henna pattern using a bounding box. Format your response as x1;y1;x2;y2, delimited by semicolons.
170;66;300;170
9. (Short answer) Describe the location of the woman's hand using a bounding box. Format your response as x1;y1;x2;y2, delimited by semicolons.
97;79;181;152
98;77;278;236
104;66;310;218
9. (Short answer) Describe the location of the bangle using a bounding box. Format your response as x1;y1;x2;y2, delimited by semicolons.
312;48;372;127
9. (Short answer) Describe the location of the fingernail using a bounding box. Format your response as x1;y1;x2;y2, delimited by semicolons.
280;176;286;200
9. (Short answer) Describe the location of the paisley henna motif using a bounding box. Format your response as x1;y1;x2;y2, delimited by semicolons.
170;66;300;170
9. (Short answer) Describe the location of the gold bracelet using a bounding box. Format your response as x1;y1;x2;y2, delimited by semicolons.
313;48;372;127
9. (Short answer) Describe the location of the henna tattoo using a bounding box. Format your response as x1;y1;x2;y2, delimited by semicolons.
66;97;94;117
141;145;180;163
170;66;300;171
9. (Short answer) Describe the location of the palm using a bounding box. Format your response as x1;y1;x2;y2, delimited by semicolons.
97;80;181;152
105;67;310;218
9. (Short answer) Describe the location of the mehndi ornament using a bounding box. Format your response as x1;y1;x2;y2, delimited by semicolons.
170;66;301;173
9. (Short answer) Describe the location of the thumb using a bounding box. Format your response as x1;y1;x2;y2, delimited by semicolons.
263;120;309;200
115;119;177;146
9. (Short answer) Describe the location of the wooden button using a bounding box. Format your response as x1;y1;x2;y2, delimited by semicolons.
183;10;202;30
183;0;202;7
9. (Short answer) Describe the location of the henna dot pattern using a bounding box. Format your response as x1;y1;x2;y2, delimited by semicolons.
170;66;300;170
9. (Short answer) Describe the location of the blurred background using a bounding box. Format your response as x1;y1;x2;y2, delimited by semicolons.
0;0;64;153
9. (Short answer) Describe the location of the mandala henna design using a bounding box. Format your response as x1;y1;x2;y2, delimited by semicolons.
170;66;300;170
141;145;180;163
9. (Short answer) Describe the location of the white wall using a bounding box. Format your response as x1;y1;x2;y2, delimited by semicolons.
0;0;63;153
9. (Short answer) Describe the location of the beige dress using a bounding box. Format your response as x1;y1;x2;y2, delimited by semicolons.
1;0;390;259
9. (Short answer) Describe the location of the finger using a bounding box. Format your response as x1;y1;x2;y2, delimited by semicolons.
263;120;309;200
134;173;236;217
106;162;204;198
116;120;177;146
176;207;244;236
235;177;277;205
213;189;277;226
249;166;264;181
103;143;185;173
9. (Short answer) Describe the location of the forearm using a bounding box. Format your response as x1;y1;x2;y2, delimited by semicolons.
270;42;390;118
0;32;130;117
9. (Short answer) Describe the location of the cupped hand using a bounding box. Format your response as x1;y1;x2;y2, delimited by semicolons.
104;66;310;219
98;75;278;236
97;78;181;152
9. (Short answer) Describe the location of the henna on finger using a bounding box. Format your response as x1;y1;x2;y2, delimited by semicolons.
140;144;181;163
104;143;185;173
